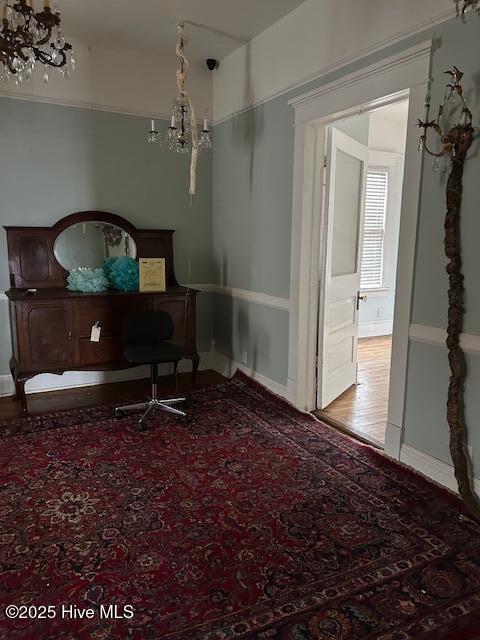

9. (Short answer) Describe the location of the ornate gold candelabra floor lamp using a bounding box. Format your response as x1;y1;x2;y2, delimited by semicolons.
417;67;479;520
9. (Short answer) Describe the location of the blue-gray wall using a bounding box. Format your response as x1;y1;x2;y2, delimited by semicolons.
212;16;480;474
405;16;480;475
0;98;214;374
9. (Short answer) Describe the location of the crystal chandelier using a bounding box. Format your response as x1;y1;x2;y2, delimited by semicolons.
165;103;212;153
0;0;74;85
147;20;212;195
455;0;480;17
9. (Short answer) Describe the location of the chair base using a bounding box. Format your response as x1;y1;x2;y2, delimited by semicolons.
115;397;187;431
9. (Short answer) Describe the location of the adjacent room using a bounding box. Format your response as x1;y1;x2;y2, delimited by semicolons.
1;2;480;639
319;100;408;448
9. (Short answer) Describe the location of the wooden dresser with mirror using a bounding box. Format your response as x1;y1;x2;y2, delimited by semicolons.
4;211;199;415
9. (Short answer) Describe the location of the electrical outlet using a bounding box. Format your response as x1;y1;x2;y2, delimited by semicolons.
241;350;248;365
377;305;384;319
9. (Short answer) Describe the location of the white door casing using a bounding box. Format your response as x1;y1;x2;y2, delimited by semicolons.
318;128;368;409
287;41;432;461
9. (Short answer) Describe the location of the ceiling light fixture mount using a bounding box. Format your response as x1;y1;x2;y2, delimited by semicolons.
0;0;74;84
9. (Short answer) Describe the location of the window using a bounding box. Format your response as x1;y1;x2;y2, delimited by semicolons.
360;167;389;290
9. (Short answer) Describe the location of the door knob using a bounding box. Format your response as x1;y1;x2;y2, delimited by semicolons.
357;292;368;310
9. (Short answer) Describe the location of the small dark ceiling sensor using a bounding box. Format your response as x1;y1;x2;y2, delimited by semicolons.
206;59;219;71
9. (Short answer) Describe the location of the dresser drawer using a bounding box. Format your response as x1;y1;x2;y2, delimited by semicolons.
78;337;124;366
76;299;149;338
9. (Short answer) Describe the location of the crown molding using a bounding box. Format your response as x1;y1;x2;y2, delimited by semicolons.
0;90;207;124
213;8;454;125
289;41;431;111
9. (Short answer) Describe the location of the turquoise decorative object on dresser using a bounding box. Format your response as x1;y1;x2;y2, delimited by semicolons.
67;267;110;293
108;256;139;292
102;256;119;283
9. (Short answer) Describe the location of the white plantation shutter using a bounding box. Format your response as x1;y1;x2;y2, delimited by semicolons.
360;167;389;289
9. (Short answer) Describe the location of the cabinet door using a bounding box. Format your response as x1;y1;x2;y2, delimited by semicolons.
20;301;74;370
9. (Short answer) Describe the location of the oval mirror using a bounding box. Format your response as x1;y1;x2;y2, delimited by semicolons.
54;221;137;271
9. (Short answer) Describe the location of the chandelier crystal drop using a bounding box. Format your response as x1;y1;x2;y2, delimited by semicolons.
0;0;74;84
166;96;192;153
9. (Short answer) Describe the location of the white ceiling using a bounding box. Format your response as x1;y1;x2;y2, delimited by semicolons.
60;0;308;63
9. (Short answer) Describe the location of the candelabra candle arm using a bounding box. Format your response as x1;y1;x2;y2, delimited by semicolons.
455;0;480;16
417;120;449;158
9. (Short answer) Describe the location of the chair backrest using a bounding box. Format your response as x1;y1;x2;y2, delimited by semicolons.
123;310;174;345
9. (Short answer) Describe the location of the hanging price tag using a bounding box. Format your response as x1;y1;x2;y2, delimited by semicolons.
90;322;101;343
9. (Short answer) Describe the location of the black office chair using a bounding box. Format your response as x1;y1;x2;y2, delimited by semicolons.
114;310;188;430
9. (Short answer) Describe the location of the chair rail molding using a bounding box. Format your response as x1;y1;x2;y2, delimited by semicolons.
410;323;480;356
187;284;290;311
288;39;432;470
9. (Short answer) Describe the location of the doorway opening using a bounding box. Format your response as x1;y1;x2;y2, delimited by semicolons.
315;99;409;448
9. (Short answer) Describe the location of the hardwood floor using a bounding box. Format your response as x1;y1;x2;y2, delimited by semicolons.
317;335;393;447
0;370;227;421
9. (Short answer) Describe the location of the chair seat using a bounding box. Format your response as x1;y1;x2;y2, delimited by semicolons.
125;342;183;365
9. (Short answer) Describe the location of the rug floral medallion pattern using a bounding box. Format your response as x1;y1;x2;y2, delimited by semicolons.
1;372;480;639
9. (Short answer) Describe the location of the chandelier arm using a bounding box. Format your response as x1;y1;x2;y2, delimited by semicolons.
34;45;66;68
2;52;16;74
457;0;480;16
35;27;54;47
418;126;450;158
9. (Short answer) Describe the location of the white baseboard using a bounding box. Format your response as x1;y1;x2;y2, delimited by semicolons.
286;377;298;408
384;421;402;458
400;443;480;495
0;351;217;397
209;352;288;399
358;320;393;338
0;351;287;401
0;375;14;397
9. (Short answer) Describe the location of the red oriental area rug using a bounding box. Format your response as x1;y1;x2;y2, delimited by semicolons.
1;371;480;640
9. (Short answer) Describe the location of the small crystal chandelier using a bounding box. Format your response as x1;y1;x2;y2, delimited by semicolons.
455;0;480;18
165;103;212;153
147;20;212;195
166;96;193;153
0;0;74;85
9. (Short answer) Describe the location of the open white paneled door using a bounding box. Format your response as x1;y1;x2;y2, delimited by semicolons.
317;127;368;409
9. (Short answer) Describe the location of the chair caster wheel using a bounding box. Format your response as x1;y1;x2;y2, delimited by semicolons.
114;409;124;419
180;415;192;426
184;397;192;409
138;422;147;432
